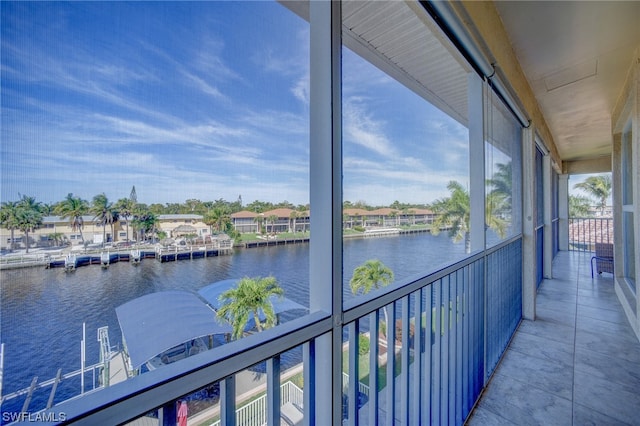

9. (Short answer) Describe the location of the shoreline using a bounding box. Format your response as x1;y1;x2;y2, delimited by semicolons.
0;227;434;271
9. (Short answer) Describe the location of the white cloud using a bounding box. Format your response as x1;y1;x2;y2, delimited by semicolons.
343;100;395;157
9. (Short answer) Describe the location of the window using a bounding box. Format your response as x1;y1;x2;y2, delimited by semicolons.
622;123;636;291
485;89;522;247
341;1;471;306
0;1;311;418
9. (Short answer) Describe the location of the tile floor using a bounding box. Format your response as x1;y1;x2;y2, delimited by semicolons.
467;251;640;425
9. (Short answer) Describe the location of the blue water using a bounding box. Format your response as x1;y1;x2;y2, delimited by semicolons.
0;232;466;413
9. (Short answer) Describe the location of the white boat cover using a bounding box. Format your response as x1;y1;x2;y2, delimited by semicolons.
198;279;307;317
116;290;231;369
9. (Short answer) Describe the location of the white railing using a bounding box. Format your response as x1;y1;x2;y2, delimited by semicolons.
209;380;303;426
341;372;370;397
0;253;52;267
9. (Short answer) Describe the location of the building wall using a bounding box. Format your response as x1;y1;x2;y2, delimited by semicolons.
612;49;640;340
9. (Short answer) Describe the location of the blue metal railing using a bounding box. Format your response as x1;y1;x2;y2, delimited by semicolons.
42;238;524;426
342;237;522;425
485;238;522;378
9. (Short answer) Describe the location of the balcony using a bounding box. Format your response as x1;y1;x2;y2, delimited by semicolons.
468;251;640;425
29;244;639;426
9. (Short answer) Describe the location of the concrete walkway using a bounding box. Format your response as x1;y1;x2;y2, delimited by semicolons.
467;251;640;425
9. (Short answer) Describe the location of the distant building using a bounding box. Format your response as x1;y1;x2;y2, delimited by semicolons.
231;209;310;234
0;214;210;249
343;207;435;229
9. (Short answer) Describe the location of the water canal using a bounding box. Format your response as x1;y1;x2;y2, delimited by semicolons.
0;232;467;414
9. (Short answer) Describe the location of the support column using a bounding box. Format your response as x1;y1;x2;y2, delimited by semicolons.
543;155;553;278
468;73;485;253
522;126;536;320
558;174;569;251
309;1;342;424
612;133;624;282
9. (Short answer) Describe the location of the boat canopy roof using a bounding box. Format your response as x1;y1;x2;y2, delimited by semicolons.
198;279;307;315
116;290;231;369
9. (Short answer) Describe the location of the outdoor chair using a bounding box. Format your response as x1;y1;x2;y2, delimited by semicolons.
591;242;614;278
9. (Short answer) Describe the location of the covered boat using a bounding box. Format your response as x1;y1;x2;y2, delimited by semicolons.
115;290;232;372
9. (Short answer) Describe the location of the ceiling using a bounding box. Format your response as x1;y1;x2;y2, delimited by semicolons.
493;1;640;163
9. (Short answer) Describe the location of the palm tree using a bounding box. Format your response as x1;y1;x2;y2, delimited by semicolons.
388;210;398;227
297;206;308;233
485;192;508;239
216;276;285;340
204;207;230;234
569;194;592;218
267;214;279;234
254;214;265;235
91;193;118;246
350;259;394;338
16;195;43;253
573;175;611;216
115;197;136;243
47;232;65;247
487;162;512;204
132;206;157;243
408;209;416;226
430;181;471;252
54;193;89;244
431;180;508;252
289;210;298;233
0;201;20;250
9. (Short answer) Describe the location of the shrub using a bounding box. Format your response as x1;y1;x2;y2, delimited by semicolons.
358;334;370;355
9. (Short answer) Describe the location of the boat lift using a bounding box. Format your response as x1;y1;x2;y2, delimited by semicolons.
0;324;106;414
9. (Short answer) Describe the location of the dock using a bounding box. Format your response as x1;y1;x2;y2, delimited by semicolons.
154;244;232;262
244;237;309;248
38;242;233;269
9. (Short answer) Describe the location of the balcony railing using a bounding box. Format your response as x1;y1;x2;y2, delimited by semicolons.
568;217;614;252
41;237;523;426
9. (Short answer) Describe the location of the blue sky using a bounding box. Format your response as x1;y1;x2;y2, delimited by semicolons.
1;1;469;208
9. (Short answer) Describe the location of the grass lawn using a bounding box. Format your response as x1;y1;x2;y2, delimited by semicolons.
342;335;410;393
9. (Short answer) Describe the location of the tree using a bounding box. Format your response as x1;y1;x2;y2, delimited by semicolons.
430;181;507;252
254;214;265;235
267;214;279;234
0;201;20;250
47;232;65;247
350;259;394;339
115;197;136;243
289;210;298;233
132;206;157;242
408;209;416;226
54;193;89;244
16;195;43;253
184;199;204;214
296;205;309;232
485;192;508;239
216;276;285;340
569;194;592;218
204;207;230;234
91;193;118;246
430;181;471;252
487;162;512;205
573;175;611;216
129;185;138;204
